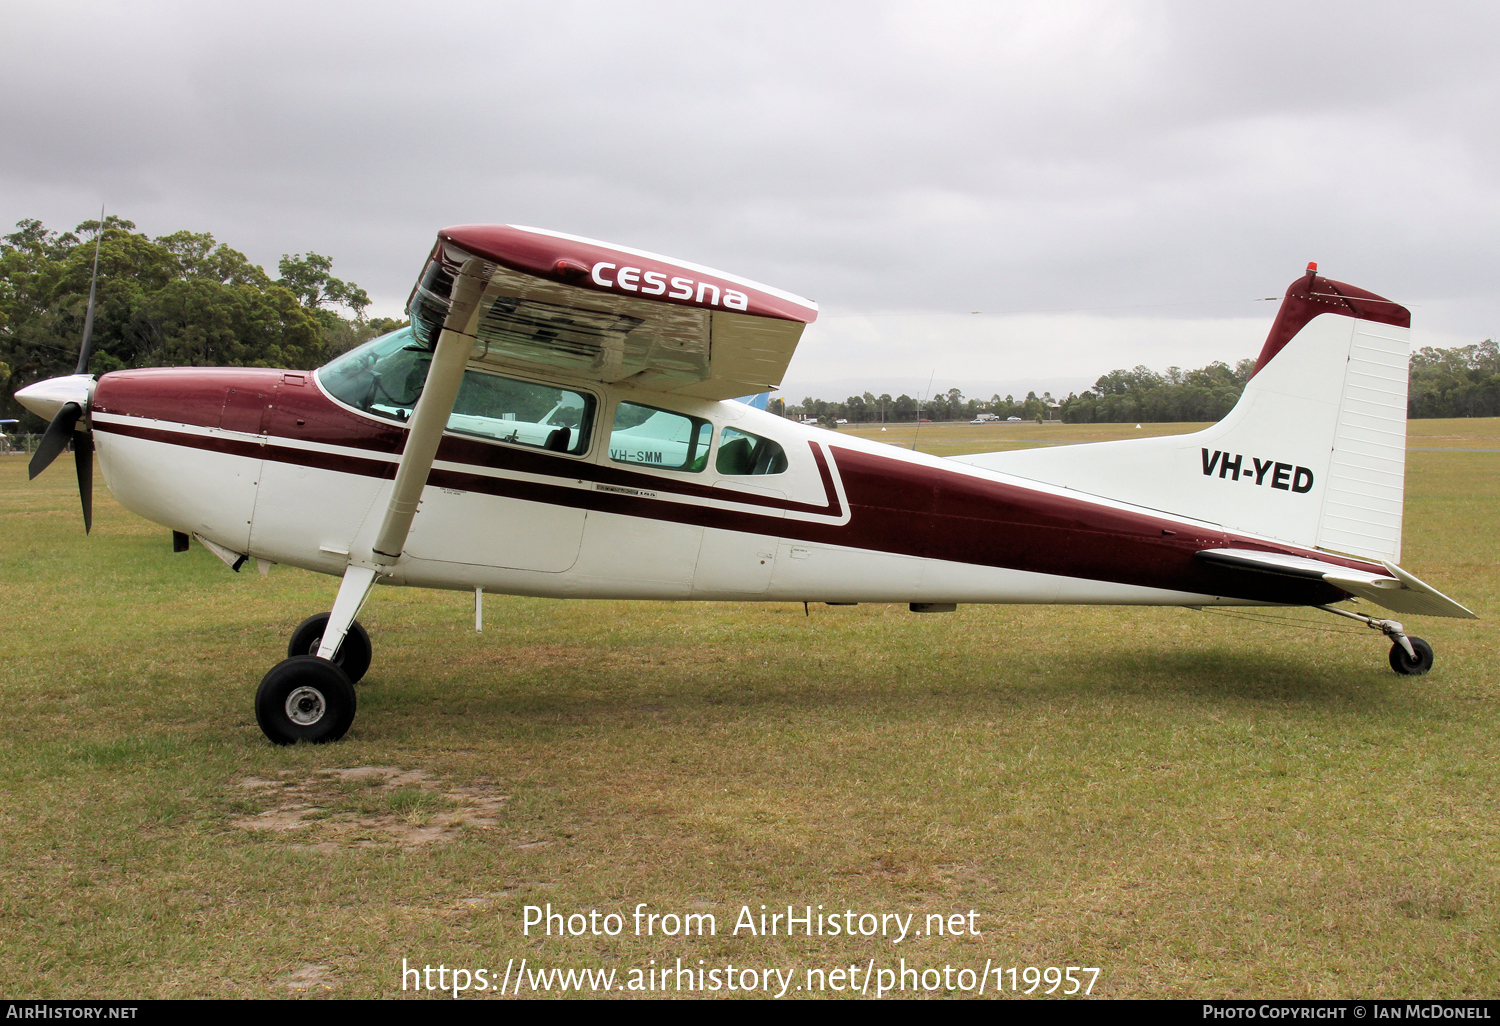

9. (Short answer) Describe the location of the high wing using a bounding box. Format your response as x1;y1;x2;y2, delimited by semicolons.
407;225;819;401
1195;548;1477;619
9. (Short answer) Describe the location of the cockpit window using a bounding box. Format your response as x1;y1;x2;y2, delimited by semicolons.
317;327;595;455
319;328;430;421
608;401;712;472
715;427;788;475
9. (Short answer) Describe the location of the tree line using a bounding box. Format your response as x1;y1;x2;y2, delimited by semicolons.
1407;340;1500;418
778;387;1061;426
0;216;404;429
783;343;1500;426
778;358;1257;426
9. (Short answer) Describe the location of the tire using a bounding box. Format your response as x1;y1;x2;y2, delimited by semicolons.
1389;637;1435;676
255;656;357;745
287;613;372;684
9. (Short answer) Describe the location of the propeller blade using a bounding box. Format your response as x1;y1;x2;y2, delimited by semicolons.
74;429;94;534
74;205;105;376
28;402;83;480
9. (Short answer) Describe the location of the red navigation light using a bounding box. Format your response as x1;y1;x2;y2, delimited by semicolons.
1306;261;1318;274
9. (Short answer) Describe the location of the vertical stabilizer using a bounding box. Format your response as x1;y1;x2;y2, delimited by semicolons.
951;267;1412;562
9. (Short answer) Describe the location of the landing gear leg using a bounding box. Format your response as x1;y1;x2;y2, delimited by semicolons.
1317;605;1435;676
315;565;380;663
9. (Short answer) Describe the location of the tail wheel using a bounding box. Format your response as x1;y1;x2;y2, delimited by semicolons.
1389;637;1435;676
256;656;357;745
288;613;372;684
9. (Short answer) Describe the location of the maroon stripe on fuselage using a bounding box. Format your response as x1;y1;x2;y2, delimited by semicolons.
92;366;1372;605
97;419;398;479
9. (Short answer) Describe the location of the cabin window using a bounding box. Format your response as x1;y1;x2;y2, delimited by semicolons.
317;327;595;455
715;427;788;475
608;401;712;471
447;372;594;455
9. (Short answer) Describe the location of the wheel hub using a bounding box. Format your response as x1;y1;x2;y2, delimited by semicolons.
285;685;327;726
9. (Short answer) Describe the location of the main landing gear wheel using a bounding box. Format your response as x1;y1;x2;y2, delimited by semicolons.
1389;636;1435;676
288;613;372;684
256;656;357;745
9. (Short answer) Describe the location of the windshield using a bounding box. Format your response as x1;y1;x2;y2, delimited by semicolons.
319;328;430;421
318;327;596;455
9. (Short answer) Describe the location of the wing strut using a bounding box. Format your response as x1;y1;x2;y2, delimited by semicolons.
314;257;487;661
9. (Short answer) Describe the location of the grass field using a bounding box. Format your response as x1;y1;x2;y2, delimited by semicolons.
0;419;1495;999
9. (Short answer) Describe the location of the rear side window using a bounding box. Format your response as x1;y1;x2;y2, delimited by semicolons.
715;427;788;475
609;401;712;471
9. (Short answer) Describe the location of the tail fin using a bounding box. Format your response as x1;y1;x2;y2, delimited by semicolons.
952;266;1412;563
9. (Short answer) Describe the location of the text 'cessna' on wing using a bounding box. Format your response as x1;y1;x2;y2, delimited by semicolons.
590;262;751;310
1202;448;1313;493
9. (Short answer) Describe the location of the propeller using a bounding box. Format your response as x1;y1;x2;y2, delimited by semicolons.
28;207;105;533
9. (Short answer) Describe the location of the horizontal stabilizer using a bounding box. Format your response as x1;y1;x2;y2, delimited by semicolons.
1196;548;1477;619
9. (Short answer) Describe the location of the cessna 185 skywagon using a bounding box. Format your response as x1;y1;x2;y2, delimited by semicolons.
16;225;1477;744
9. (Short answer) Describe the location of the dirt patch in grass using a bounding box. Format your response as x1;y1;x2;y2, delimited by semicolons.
278;963;337;993
233;766;509;849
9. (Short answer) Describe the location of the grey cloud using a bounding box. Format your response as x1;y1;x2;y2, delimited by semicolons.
1;0;1496;343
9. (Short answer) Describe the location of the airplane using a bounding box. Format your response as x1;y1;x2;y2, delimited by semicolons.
15;226;1478;745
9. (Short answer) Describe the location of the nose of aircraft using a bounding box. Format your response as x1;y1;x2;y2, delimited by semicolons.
16;373;99;531
15;373;94;422
48;365;292;540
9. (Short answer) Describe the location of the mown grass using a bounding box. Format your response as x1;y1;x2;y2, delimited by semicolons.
0;419;1495;999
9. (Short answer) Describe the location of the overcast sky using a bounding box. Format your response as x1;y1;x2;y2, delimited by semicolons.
3;1;1496;399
